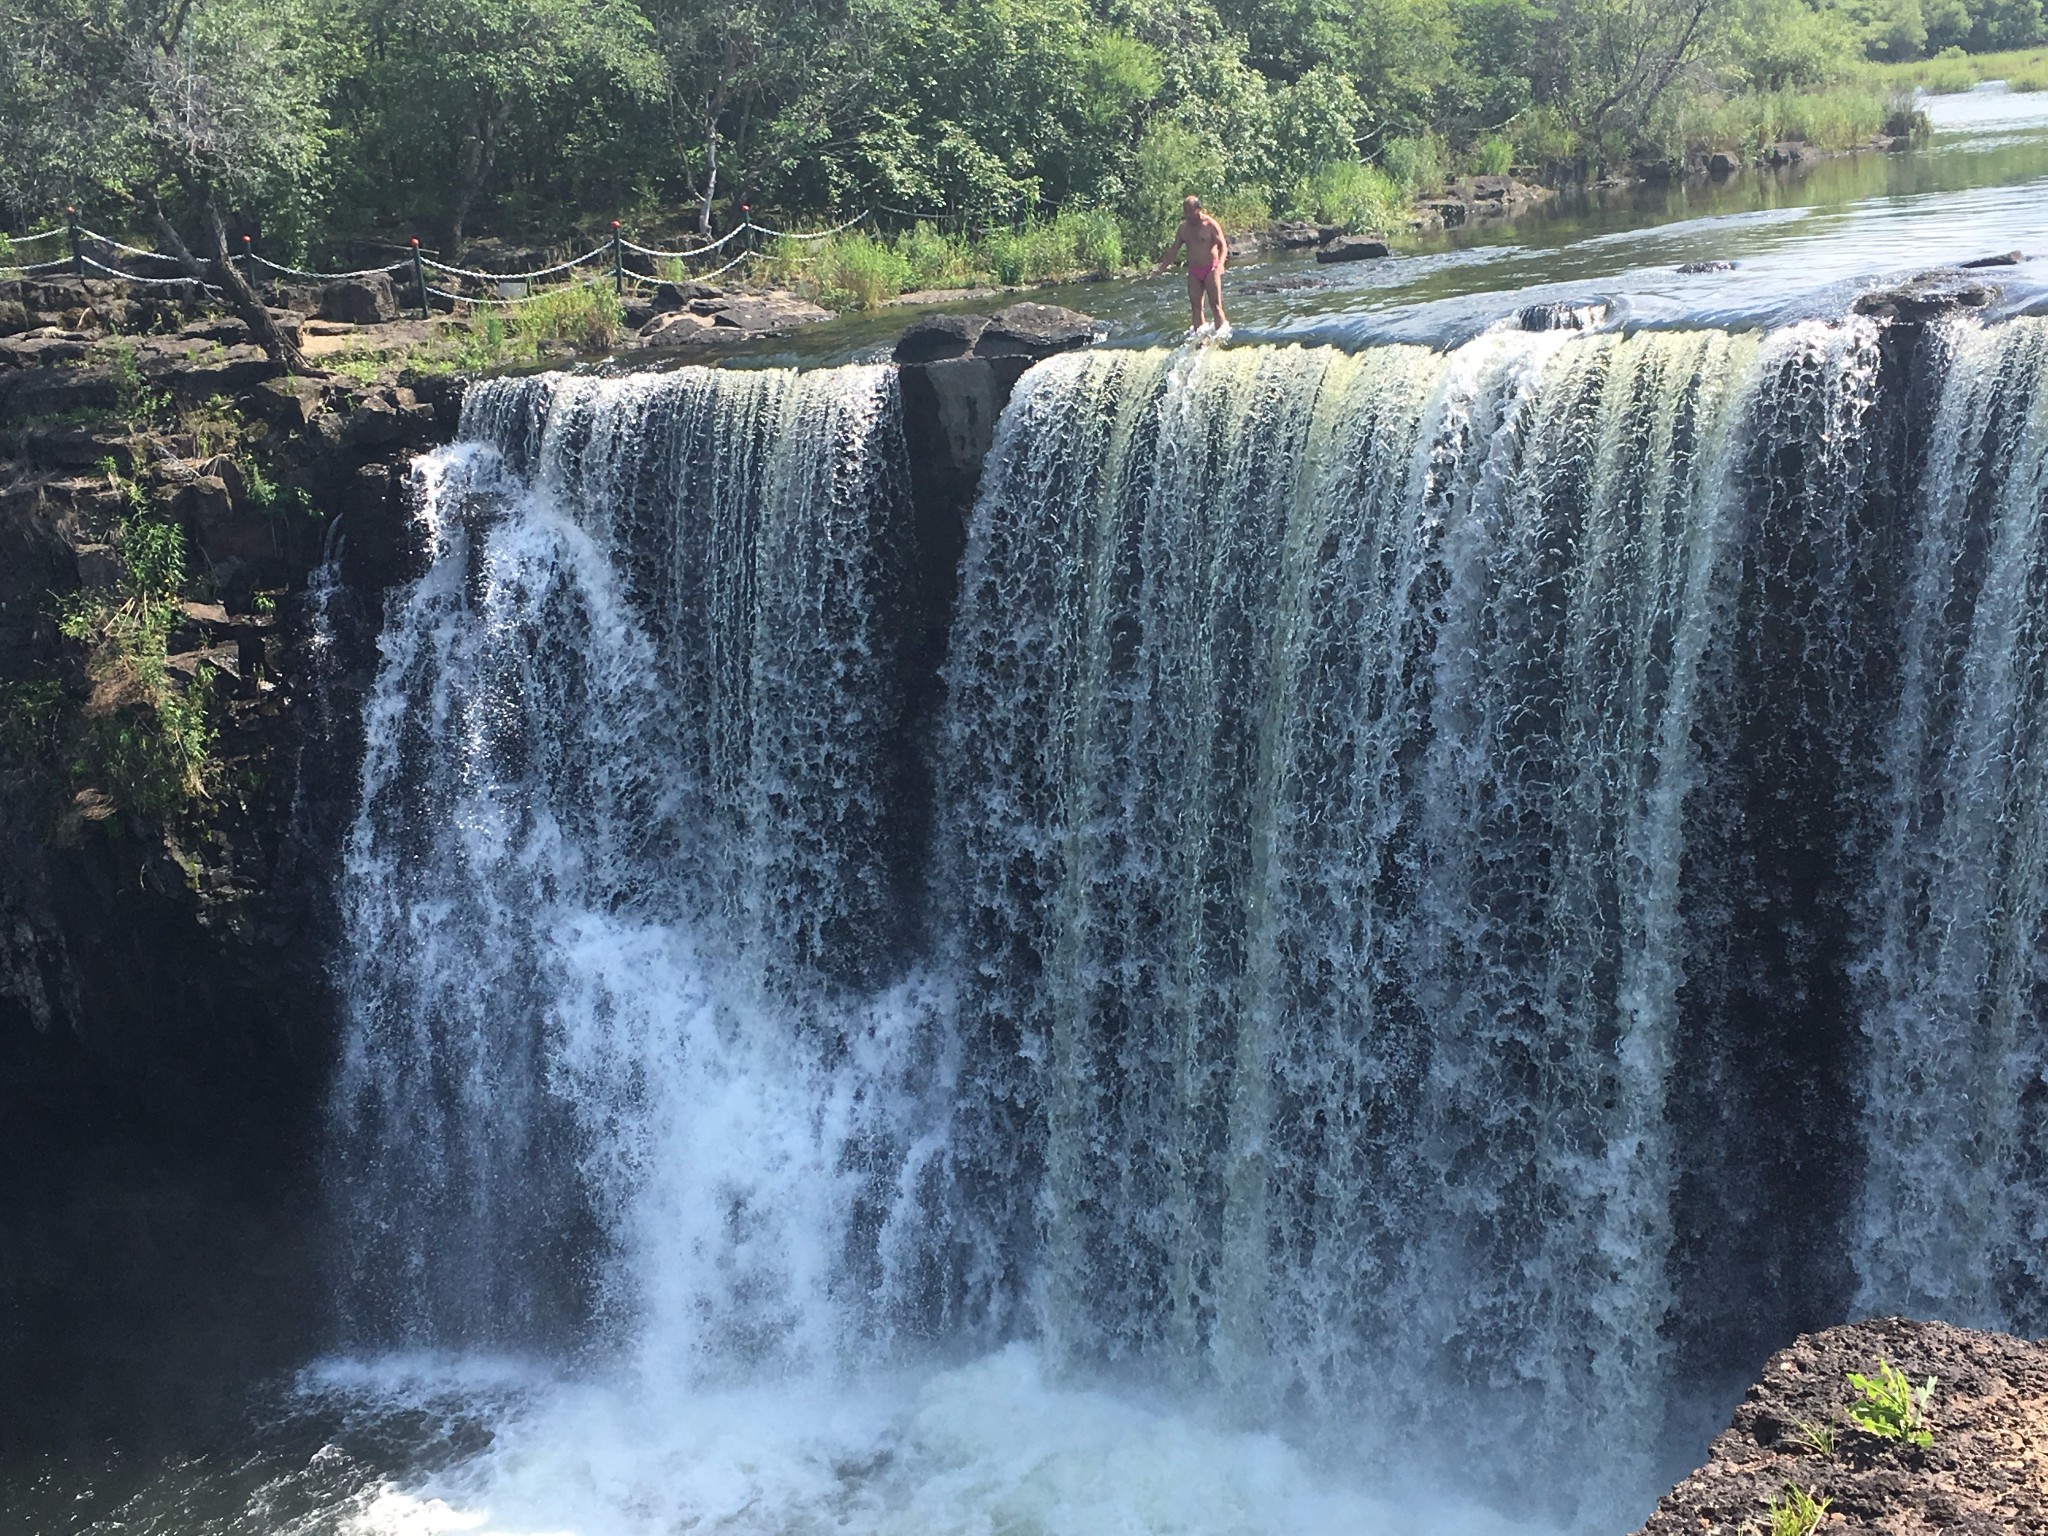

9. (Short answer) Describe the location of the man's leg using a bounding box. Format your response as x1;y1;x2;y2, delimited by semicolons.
1205;268;1228;329
1187;274;1205;329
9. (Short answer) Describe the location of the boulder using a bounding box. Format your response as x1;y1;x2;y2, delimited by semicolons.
1677;260;1737;274
166;345;278;401
340;395;405;448
1433;201;1468;229
1471;174;1513;202
1315;236;1391;264
0;300;30;337
1855;274;1997;322
30;426;133;471
975;302;1096;359
705;294;832;332
1707;150;1742;176
0;362;117;418
893;313;990;364
637;311;730;349
1635;1319;2048;1536
1960;250;2024;268
318;273;398;325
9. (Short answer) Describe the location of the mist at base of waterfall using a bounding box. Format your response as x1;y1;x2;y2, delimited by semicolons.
256;1350;1577;1536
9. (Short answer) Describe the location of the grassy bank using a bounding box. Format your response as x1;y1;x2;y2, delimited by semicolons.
1876;46;2048;92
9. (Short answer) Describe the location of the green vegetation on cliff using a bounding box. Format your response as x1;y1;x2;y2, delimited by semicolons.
0;0;1983;265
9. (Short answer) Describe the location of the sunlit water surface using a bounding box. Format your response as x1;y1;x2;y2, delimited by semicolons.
735;84;2048;366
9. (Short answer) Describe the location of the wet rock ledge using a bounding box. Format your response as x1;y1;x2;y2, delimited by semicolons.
1637;1318;2048;1535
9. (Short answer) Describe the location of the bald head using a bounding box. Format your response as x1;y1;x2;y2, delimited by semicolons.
1183;195;1203;214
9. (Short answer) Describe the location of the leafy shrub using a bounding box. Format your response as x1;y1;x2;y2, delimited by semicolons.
1514;107;1581;167
1298;161;1406;232
45;473;219;819
897;222;985;290
1846;1359;1935;1447
1380;133;1449;193
822;231;911;309
1476;135;1516;175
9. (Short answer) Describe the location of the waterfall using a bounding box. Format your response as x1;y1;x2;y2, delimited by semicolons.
323;318;2048;1534
329;365;945;1367
1854;316;2048;1329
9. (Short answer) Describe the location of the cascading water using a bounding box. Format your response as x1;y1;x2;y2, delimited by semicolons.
318;318;2048;1535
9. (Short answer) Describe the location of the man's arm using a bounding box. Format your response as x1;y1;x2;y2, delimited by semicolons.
1211;216;1229;270
1153;229;1186;275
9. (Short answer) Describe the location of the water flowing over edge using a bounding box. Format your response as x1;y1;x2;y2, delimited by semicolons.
310;317;2048;1536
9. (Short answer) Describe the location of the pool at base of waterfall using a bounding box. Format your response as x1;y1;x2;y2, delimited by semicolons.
48;1349;1586;1536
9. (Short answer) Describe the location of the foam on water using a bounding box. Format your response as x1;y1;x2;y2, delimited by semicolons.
312;1345;1559;1536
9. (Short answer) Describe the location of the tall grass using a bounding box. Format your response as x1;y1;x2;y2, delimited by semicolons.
1290;162;1407;231
1877;46;2048;94
506;280;624;352
1672;82;1893;155
757;208;1126;310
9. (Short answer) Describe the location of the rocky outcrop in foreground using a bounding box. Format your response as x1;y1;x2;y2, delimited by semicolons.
1638;1318;2048;1534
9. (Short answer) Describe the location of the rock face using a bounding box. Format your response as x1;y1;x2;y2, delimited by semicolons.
319;273;398;324
1638;1318;2048;1535
0;277;452;1451
1708;150;1743;176
1961;250;2024;268
893;300;1098;708
1316;235;1392;263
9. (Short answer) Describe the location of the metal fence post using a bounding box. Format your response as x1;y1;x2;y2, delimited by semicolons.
410;238;429;318
741;205;753;260
611;220;624;294
240;233;254;288
67;206;81;278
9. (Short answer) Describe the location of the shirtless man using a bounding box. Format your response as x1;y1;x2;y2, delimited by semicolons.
1155;195;1229;337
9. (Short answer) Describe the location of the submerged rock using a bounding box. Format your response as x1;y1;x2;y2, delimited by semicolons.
1637;1318;2048;1535
1678;260;1737;273
1960;250;2024;268
1517;299;1609;331
1855;274;1998;321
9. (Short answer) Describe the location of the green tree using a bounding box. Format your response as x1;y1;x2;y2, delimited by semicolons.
343;0;660;255
1;0;333;368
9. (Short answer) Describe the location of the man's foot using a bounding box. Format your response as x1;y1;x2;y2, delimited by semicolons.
1212;320;1232;342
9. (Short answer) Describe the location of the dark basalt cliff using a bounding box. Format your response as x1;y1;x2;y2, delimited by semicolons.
0;279;449;1449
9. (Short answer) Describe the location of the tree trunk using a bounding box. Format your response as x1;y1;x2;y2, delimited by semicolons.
445;105;506;259
153;189;307;375
698;122;719;237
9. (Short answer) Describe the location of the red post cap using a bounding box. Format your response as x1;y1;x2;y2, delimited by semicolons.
410;238;420;247
241;234;251;243
66;206;76;215
741;204;750;212
611;219;621;229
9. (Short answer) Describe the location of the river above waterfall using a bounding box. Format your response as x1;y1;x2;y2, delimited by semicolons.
720;85;2048;368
